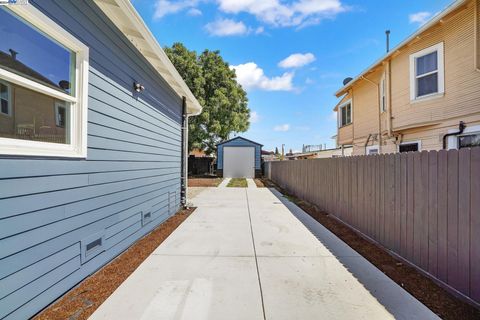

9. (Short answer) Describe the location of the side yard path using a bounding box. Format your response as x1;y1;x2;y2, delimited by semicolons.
90;186;439;319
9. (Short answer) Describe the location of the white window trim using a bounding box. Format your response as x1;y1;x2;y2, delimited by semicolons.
0;79;12;117
379;72;386;113
398;140;422;152
338;99;352;128
409;42;445;102
0;5;89;158
366;145;379;155
447;124;480;150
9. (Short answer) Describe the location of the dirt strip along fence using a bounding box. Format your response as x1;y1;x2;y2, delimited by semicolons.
265;148;480;306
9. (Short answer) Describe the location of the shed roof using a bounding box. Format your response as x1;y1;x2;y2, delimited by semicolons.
217;136;263;147
93;0;202;115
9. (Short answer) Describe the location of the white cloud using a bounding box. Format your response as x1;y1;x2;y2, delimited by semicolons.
255;26;265;34
250;111;260;123
231;62;294;91
274;124;290;132
279;53;316;68
204;18;250;36
305;77;314;84
329;111;337;122
187;8;203;16
154;0;199;19
409;11;432;25
216;0;347;27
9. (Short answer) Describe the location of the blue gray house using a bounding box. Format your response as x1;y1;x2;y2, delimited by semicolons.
217;136;262;178
0;1;201;319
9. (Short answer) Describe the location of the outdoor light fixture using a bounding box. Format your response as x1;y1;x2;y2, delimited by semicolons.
133;82;145;92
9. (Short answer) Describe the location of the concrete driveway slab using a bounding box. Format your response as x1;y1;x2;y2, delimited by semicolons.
90;256;263;320
153;216;254;257
91;185;439;320
257;256;395;320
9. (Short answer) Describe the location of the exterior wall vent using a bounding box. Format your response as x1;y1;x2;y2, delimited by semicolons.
81;231;105;264
142;210;152;226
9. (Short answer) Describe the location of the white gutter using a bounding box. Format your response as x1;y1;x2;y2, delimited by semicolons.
334;0;467;97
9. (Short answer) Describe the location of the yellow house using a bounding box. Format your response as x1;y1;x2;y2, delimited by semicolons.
334;0;480;155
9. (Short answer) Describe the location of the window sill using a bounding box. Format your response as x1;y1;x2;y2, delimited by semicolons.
0;137;86;158
338;123;353;129
410;92;444;104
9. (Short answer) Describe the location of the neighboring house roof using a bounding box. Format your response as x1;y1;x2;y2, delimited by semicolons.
0;50;63;91
216;136;263;147
93;0;202;115
334;0;468;98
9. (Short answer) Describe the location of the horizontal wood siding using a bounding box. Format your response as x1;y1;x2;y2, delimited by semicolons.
267;148;480;306
0;1;183;319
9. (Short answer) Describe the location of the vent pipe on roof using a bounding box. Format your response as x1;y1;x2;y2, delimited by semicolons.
9;49;18;60
386;30;391;53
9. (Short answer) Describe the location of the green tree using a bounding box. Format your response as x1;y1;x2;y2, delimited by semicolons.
275;147;279;155
164;43;250;154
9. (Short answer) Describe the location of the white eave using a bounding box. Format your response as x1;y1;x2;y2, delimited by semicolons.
334;0;468;98
93;0;202;115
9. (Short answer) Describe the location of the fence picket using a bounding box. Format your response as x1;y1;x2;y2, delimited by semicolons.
266;148;479;305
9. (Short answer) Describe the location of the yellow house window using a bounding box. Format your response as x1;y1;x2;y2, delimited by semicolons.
338;100;352;127
379;73;386;113
409;42;445;101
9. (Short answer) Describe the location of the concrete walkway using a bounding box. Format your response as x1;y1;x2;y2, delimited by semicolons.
90;187;439;320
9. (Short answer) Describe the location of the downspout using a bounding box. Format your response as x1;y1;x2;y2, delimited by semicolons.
360;75;381;152
386;60;393;137
181;97;188;207
442;121;466;149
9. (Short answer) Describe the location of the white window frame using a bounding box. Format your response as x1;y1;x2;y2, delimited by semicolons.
0;5;89;158
0;79;12;116
409;42;445;102
379;72;386;113
398;140;421;153
366;145;379;155
338;99;352;128
447;124;480;149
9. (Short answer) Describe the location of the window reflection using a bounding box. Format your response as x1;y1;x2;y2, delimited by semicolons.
0;8;75;94
0;79;70;144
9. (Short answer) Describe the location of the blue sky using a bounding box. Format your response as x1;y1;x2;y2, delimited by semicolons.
132;0;453;152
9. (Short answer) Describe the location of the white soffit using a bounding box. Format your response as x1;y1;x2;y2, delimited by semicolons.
94;0;202;115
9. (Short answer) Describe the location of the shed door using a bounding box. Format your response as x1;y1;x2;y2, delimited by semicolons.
223;146;255;178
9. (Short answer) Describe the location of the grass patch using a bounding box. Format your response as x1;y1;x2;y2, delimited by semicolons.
227;178;248;188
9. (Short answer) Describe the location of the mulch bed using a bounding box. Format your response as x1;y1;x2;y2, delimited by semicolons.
188;177;223;187
261;178;480;320
254;179;265;187
34;207;196;320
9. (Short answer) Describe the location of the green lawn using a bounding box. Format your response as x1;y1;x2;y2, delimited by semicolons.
227;178;248;188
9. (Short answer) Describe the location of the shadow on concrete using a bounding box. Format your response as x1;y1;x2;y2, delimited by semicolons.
268;187;439;320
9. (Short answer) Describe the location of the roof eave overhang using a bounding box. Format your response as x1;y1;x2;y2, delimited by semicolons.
93;0;202;116
333;0;468;98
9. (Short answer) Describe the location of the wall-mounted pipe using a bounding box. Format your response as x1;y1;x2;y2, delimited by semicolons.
442;121;466;149
360;76;381;152
181;97;187;207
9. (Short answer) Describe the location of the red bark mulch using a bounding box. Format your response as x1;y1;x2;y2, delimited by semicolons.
254;179;265;187
34;207;195;320
262;178;480;320
188;177;223;187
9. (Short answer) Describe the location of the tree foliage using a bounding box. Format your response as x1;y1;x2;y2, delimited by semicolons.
164;43;250;154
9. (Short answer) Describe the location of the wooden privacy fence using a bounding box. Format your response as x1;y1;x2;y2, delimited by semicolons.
266;148;480;305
